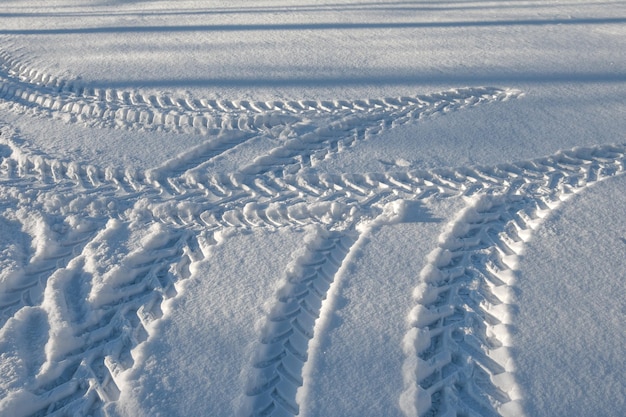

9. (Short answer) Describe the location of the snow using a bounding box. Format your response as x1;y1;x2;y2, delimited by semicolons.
1;1;625;416
515;173;626;417
110;228;305;417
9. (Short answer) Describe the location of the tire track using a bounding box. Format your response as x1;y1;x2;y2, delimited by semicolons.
0;213;103;330
399;146;626;417
0;46;300;162
2;45;473;138
3;48;626;417
243;205;405;417
0;45;514;126
3;223;205;417
0;124;151;199
239;88;521;177
113;143;626;231
3;137;617;417
243;229;358;417
400;195;528;417
4;115;625;235
0;47;523;183
10;149;620;232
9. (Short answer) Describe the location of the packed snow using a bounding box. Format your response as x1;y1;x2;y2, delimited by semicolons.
1;1;625;416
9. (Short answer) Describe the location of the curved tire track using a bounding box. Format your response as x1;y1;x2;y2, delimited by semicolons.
0;47;522;184
240;88;521;177
0;214;103;330
4;131;624;234
243;229;358;417
399;144;626;417
401;195;527;417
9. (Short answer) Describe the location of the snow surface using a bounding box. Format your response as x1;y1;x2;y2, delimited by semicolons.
0;1;625;416
515;173;626;417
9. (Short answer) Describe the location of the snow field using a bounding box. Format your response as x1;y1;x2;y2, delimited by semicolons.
1;1;626;416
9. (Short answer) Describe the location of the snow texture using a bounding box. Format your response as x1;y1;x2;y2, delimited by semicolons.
1;1;625;416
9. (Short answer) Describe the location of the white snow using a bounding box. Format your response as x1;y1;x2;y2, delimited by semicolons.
514;173;626;417
1;1;626;416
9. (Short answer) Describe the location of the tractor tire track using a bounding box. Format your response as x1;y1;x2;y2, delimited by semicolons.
122;143;626;231
2;48;626;417
0;44;464;138
4;116;625;235
3;223;205;417
0;47;523;184
243;229;358;417
238;88;521;177
0;46;301;172
400;195;528;417
399;146;626;417
0;213;103;330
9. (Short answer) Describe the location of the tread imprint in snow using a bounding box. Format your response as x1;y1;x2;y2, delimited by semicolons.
1;46;626;417
244;230;358;417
